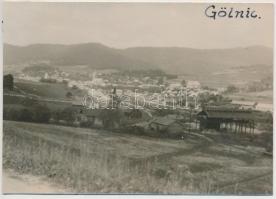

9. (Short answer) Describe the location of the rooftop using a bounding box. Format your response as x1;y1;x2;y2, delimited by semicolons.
198;106;254;120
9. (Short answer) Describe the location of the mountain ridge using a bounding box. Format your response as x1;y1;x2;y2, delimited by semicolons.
4;43;273;75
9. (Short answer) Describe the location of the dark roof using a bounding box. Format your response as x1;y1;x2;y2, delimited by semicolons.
197;107;254;120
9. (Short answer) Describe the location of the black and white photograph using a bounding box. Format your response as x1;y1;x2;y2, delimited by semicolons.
2;2;274;195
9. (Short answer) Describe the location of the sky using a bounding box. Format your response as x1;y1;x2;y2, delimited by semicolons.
3;2;274;49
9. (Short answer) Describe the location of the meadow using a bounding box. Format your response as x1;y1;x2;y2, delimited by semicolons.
14;80;85;100
3;120;272;194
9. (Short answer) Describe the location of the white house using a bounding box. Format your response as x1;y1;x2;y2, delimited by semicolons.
187;81;201;89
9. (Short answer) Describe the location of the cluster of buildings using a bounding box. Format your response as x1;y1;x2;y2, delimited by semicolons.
18;67;225;110
41;70;69;83
15;66;267;139
72;97;256;138
18;69;70;83
17;74;41;82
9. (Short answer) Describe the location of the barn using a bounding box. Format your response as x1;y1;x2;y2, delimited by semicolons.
197;107;255;133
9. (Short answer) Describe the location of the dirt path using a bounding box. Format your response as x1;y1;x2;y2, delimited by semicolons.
2;169;70;194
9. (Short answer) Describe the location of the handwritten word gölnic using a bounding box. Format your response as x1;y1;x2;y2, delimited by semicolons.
205;5;261;20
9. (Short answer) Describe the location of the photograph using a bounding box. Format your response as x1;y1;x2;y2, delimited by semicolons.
2;2;274;195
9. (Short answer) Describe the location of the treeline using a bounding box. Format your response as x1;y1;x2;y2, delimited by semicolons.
4;104;51;123
3;103;123;130
3;104;78;125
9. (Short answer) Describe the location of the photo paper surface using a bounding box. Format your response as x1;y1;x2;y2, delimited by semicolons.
2;2;274;195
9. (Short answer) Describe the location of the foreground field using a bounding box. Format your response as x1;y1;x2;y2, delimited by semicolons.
3;121;272;194
3;169;68;193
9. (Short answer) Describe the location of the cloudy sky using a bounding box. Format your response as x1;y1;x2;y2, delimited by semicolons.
3;2;274;49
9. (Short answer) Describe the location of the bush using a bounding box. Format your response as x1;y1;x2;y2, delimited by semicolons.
225;85;239;93
3;108;20;121
80;121;94;128
59;107;76;124
3;74;14;90
33;104;51;123
19;109;34;122
4;104;51;124
66;92;73;98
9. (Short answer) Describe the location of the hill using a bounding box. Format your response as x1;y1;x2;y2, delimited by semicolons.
4;43;157;71
122;45;273;74
4;43;272;75
3;120;273;193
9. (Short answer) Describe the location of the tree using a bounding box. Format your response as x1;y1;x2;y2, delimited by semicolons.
66;91;73;98
181;80;187;87
157;77;164;85
225;85;239;93
60;107;76;124
52;110;62;122
3;107;20;121
33;104;51;123
19;108;34;122
4;74;14;90
99;109;122;129
72;85;78;90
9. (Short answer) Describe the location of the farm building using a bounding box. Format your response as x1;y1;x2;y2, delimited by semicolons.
197;107;255;133
148;117;184;135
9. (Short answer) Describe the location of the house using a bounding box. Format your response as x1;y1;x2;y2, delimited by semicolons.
148;117;184;136
187;81;201;89
197;106;255;133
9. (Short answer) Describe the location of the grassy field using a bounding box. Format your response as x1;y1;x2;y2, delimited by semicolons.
226;90;273;105
3;120;272;194
14;80;86;100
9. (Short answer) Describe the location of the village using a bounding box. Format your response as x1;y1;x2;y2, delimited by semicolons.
2;2;274;194
3;66;273;194
4;64;271;149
